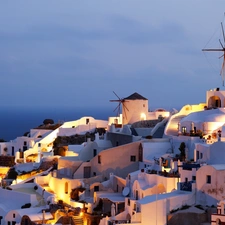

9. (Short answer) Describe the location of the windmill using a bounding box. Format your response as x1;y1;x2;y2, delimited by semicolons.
110;91;129;120
202;22;225;86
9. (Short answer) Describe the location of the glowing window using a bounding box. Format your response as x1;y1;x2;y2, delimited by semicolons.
140;113;146;121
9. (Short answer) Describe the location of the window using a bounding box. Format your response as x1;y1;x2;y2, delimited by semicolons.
12;146;14;156
86;118;89;124
84;167;91;178
65;182;68;194
135;190;138;200
182;126;187;134
93;149;97;157
130;155;136;162
192;176;196;182
138;144;143;162
13;214;15;218
143;104;145;107
24;141;27;146
93;172;96;176
185;177;188;183
196;151;199;160
98;155;101;164
94;186;99;192
206;175;211;184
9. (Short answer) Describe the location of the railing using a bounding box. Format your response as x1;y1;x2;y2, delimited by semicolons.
108;220;131;224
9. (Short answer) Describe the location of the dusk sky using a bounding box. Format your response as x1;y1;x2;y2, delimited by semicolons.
1;1;225;112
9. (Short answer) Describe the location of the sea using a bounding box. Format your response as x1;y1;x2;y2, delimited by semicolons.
0;106;113;142
0;105;179;142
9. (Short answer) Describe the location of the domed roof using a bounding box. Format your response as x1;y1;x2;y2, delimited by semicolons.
181;108;225;123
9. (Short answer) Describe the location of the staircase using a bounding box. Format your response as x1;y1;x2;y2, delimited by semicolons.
152;121;167;138
165;115;186;136
72;215;84;225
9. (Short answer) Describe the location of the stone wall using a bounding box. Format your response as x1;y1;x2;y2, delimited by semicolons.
0;156;15;167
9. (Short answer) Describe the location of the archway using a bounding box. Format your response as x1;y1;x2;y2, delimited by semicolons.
126;213;131;223
208;96;221;108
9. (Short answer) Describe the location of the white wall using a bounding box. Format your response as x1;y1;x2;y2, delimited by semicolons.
196;165;225;206
123;99;148;125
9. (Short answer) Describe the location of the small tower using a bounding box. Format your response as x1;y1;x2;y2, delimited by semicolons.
122;92;148;125
206;88;225;108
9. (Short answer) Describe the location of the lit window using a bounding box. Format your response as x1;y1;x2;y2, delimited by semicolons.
182;126;187;134
140;113;146;121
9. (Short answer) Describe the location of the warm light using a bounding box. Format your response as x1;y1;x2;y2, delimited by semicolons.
80;212;83;217
140;113;146;121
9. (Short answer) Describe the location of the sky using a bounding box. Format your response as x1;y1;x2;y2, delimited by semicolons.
1;1;225;113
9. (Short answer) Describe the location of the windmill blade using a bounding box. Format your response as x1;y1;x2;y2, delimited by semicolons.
202;48;224;51
123;107;128;119
110;100;121;102
219;53;225;86
202;20;225;86
122;102;129;120
122;102;129;112
219;39;224;49
113;102;121;112
220;55;225;81
219;53;225;59
221;22;225;44
113;91;121;100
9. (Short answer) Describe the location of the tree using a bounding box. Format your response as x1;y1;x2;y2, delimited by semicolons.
43;119;54;125
179;142;186;161
53;146;67;156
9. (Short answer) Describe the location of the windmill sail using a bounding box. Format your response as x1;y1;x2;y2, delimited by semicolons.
202;22;225;86
110;91;129;119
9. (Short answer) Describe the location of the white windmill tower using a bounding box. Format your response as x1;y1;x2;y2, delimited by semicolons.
110;92;148;125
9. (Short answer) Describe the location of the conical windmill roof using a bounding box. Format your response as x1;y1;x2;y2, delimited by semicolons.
124;92;148;100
